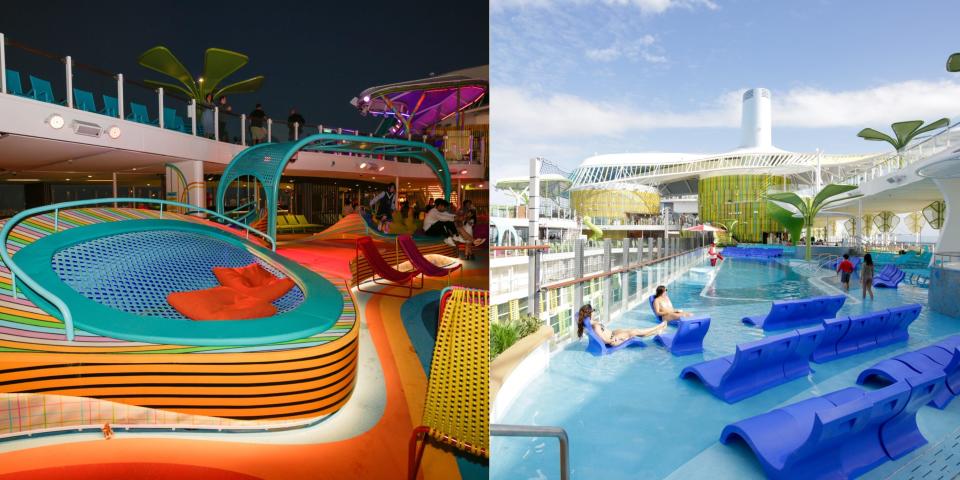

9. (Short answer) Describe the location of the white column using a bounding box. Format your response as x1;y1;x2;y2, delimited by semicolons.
116;73;124;119
64;56;73;108
214;106;219;140
267;118;272;142
934;178;960;258
0;33;6;94
856;199;863;247
165;160;205;211
241;114;246;145
294;122;299;141
157;87;164;129
528;157;542;244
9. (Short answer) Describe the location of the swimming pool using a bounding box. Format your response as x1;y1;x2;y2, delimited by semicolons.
491;258;960;479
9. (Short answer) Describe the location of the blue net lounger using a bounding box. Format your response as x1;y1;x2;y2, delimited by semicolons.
654;316;710;356
720;369;943;480
742;294;845;330
679;327;823;403
874;266;906;288
857;337;960;409
811;304;921;363
583;316;645;356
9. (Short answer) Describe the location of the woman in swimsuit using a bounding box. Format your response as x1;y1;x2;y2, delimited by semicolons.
576;304;666;347
652;285;693;323
861;253;875;301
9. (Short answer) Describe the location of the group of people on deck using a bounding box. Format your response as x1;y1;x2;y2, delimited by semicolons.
357;184;485;259
576;285;693;347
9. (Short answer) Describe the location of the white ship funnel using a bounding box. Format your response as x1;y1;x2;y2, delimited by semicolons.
740;88;772;149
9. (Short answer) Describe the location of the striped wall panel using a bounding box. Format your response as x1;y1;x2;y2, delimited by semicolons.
698;175;790;243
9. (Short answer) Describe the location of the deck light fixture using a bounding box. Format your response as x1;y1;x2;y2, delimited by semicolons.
47;114;65;129
107;125;122;139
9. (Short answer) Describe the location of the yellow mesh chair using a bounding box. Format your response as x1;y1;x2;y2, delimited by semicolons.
408;287;489;479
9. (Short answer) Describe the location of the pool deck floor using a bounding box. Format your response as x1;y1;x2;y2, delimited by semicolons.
0;239;488;480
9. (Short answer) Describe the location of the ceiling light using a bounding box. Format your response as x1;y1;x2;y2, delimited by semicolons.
132;168;137;171
65;178;71;181
363;95;371;103
460;169;468;175
360;162;368;169
378;166;385;172
87;175;93;178
107;125;121;139
47;114;65;129
5;178;40;182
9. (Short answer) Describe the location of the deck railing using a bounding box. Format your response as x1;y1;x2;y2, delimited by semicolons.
0;198;275;341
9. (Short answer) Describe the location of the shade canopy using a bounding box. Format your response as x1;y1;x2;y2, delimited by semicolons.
351;68;487;136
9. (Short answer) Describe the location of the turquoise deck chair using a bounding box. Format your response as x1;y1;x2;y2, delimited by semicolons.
73;88;97;112
127;102;155;125
27;75;57;103
101;95;119;118
4;69;24;96
162;107;188;132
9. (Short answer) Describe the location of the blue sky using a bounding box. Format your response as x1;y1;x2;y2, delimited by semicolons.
491;0;960;202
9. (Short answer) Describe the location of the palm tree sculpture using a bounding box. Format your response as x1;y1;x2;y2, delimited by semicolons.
857;119;949;168
138;46;264;106
767;184;862;260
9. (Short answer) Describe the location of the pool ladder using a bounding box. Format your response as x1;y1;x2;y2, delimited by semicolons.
490;424;570;480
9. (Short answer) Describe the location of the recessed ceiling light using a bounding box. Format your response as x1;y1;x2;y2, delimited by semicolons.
87;175;93;178
359;162;368;168
65;178;71;181
107;125;121;139
132;168;137;171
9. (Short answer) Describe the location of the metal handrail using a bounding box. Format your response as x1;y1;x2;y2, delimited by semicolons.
490;423;570;480
0;198;276;341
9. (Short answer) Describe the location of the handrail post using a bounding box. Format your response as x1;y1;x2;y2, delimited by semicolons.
157;87;164;129
0;32;6;94
490;424;569;480
241;114;246;145
64;56;73;108
190;99;197;136
54;208;59;232
294;122;299;141
116;73;124;119
267;118;272;142
214;106;219;141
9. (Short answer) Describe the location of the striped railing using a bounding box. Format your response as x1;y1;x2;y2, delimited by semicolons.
0;198;275;341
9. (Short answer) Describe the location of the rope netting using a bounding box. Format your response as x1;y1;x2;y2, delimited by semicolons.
51;230;304;319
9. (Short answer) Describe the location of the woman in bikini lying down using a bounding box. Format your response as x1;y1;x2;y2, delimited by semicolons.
576;304;666;347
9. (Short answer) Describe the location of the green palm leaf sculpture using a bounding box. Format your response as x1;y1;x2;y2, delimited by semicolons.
138;46;265;103
766;184;861;260
857;119;949;167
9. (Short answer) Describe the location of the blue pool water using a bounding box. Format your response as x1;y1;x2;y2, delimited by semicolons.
491;258;960;479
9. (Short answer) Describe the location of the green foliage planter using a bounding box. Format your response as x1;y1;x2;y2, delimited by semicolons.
858;119;949;168
490;315;542;360
139;46;265;104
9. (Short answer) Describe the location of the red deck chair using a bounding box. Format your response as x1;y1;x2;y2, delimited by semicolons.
398;234;462;285
356;236;422;297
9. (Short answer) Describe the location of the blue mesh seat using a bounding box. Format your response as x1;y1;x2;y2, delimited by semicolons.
101;94;119;117
5;69;24;96
27;75;59;104
73;88;98;112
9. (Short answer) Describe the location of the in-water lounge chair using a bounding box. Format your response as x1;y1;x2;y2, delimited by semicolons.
583;315;646;356
654;316;710;356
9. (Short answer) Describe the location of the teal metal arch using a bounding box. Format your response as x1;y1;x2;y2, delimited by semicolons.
216;133;452;239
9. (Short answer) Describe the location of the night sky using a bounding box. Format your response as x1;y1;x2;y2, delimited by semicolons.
0;1;488;132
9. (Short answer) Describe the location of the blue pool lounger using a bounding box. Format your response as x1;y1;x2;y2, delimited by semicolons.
680;328;820;403
583;316;645;356
720;369;943;479
811;304;921;363
742;294;845;330
654;316;710;356
874;265;906;288
857;338;960;409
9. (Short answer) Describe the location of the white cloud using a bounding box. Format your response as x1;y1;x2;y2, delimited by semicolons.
585;34;665;63
492;0;719;14
585;46;623;61
492;80;960;141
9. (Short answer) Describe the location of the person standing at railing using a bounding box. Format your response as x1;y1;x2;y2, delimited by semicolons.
217;96;231;142
287;108;305;141
250;104;268;144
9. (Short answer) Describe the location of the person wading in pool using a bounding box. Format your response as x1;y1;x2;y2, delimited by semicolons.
576;304;666;347
861;253;875;301
652;285;694;323
837;254;855;292
708;242;724;267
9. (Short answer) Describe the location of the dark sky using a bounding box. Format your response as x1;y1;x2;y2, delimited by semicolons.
0;0;488;131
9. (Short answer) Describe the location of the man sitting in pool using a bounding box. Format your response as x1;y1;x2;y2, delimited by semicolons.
652;285;694;322
576;304;666;347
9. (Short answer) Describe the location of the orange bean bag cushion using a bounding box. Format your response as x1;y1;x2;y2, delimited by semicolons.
168;286;277;321
212;263;296;302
